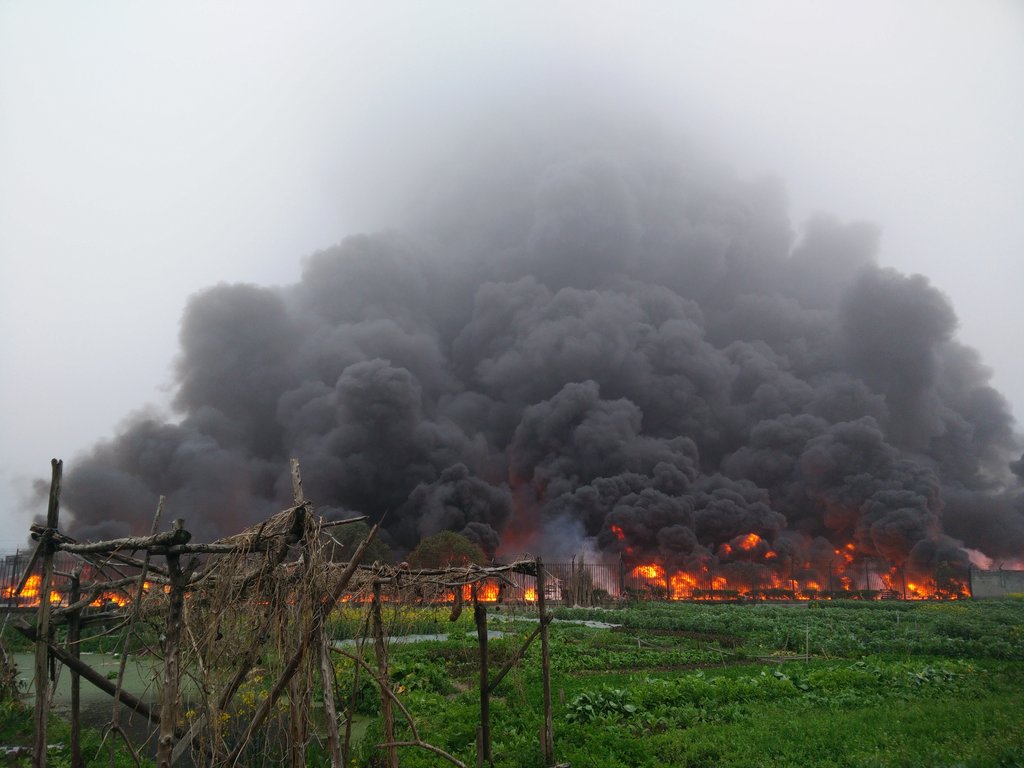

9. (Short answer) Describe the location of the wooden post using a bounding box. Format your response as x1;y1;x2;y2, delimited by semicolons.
474;586;491;765
290;457;305;503
286;645;308;768
32;458;62;768
112;496;164;754
288;460;310;768
341;644;362;768
536;557;554;766
372;582;398;768
157;520;187;768
292;458;343;768
320;635;343;768
68;567;83;768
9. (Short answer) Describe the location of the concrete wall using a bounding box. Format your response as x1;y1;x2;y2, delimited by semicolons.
970;569;1024;599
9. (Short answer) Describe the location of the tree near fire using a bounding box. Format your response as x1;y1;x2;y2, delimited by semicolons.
325;520;392;565
407;531;486;569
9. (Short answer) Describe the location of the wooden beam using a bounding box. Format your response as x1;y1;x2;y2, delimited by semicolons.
28;524;170;577
486;624;542;694
32;459;62;768
52;528;190;555
14;621;161;727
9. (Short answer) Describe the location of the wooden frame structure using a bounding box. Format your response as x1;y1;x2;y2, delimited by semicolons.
15;459;563;768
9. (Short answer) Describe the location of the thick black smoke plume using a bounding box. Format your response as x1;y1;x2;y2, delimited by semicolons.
55;115;1024;568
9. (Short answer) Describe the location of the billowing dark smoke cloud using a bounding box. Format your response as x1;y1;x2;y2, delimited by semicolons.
54;112;1024;568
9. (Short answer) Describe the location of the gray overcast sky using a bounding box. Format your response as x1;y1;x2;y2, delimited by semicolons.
1;1;1022;547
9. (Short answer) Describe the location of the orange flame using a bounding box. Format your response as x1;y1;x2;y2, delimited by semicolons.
90;592;129;608
5;574;61;606
631;564;665;580
461;581;501;602
625;557;968;602
737;533;762;551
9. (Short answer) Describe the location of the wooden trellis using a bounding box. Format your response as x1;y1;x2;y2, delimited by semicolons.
15;459;563;768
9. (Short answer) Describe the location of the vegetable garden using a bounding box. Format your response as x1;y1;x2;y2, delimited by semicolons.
1;460;1022;767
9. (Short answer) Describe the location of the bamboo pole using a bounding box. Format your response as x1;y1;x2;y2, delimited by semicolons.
536;557;554;766
372;581;398;768
32;459;62;768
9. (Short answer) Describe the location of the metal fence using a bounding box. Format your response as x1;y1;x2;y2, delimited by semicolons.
398;558;974;604
0;550;87;608
476;558;972;603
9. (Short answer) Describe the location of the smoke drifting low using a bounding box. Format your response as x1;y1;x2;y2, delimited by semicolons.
57;113;1024;569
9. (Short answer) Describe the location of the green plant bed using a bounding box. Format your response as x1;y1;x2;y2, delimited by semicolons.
553;599;1024;660
4;600;1022;767
346;601;1024;767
